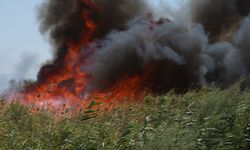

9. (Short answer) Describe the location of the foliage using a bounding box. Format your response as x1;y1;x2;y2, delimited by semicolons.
1;84;250;149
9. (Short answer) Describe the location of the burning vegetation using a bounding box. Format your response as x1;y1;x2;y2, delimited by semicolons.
3;0;250;110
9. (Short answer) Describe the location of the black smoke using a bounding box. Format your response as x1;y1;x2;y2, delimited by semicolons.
87;19;207;92
38;0;147;50
36;0;147;83
36;0;250;94
191;0;250;41
87;15;250;92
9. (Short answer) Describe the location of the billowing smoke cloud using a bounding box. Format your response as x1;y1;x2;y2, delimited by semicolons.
204;42;244;85
33;0;250;94
191;0;250;41
88;19;207;92
38;0;147;50
87;15;250;92
36;0;148;84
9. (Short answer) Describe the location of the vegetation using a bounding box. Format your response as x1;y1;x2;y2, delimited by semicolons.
1;84;250;149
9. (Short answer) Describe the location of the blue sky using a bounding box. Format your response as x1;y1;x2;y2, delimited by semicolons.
0;0;51;76
0;0;183;90
0;0;51;90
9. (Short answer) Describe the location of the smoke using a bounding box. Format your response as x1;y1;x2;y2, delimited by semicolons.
0;53;39;92
189;0;250;87
234;17;250;71
38;0;148;50
191;0;250;41
87;14;250;92
92;0;149;37
88;18;207;92
36;0;148;84
204;42;244;85
33;0;250;94
234;17;250;88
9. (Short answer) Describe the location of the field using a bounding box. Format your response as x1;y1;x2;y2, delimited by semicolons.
1;84;250;150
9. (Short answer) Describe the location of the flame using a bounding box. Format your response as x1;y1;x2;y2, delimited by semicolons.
19;0;149;112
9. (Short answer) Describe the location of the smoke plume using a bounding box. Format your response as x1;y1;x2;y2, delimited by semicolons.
33;0;250;95
88;18;207;92
38;0;147;50
36;0;148;83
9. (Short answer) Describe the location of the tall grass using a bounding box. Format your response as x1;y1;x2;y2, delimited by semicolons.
1;84;250;149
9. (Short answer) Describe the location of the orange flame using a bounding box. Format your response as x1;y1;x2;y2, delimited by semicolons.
20;0;149;112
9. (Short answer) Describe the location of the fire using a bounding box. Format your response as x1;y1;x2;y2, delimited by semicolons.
19;0;149;111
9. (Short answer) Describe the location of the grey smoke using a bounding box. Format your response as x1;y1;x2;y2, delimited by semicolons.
234;17;250;71
191;0;250;41
36;0;148;85
83;0;250;92
87;18;207;92
204;42;244;85
86;14;250;92
234;16;250;88
20;0;250;94
0;53;39;92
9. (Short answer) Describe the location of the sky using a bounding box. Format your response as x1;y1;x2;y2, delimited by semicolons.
0;0;52;90
0;0;183;91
